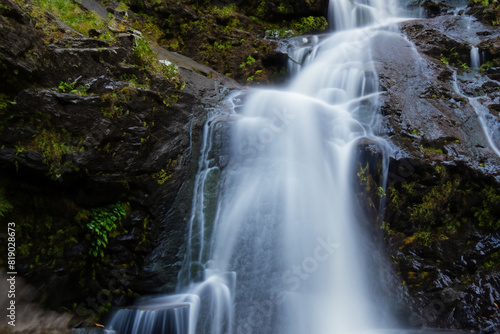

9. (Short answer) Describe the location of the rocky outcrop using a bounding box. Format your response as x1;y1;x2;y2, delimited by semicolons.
123;0;316;85
0;0;240;329
363;10;500;333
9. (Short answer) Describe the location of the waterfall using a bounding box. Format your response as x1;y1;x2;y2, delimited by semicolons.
470;46;480;69
106;1;411;333
451;71;500;157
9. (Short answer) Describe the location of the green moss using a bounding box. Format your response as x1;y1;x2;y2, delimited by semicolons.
472;0;500;25
292;16;328;34
31;129;79;179
405;231;432;246
133;37;183;87
482;251;500;269
153;159;178;185
473;186;500;230
18;0;107;37
255;0;268;19
386;163;500;243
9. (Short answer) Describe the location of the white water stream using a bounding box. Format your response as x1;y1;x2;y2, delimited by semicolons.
106;1;435;333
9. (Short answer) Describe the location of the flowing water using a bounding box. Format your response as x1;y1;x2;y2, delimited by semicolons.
470;46;480;69
107;1;426;333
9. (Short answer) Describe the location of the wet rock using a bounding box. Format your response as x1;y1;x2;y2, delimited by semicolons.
421;0;452;17
0;0;241;324
363;9;500;332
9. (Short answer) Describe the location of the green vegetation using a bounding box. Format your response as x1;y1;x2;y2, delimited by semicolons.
357;163;371;191
133;37;182;86
482;251;500;269
405;231;432;246
240;55;256;68
471;0;500;25
474;186;500;230
0;94;16;111
0;187;13;217
385;163;500;251
14;0;107;39
153;159;178;185
480;58;500;71
58;77;89;95
293;16;328;34
120;73;148;89
25;129;80;180
439;47;470;68
86;203;127;258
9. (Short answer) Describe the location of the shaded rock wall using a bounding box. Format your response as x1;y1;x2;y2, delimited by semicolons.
0;0;237;326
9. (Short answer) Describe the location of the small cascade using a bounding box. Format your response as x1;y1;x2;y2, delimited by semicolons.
471;46;481;69
451;72;500;157
105;295;200;334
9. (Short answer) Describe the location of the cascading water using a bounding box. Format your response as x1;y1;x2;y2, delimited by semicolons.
106;1;417;333
470;46;480;69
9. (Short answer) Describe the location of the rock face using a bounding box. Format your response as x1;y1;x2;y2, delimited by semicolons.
362;9;500;333
0;0;239;327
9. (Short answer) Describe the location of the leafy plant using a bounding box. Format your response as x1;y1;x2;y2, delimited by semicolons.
240;55;256;68
58;77;89;94
87;203;127;258
440;55;450;65
214;40;232;52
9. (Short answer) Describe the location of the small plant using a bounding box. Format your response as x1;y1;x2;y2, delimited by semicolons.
240;55;256;68
58;77;89;95
440;55;450;65
153;159;178;184
120;73;148;88
214;40;232;52
357;162;371;191
87;203;127;258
